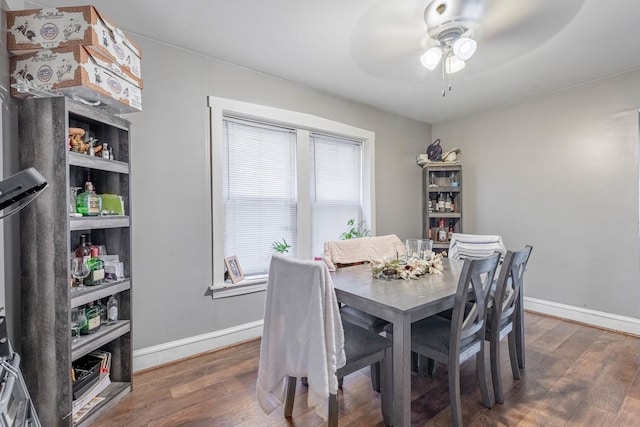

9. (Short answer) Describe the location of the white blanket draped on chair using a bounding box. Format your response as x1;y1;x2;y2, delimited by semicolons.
323;234;402;271
448;233;506;260
257;255;346;420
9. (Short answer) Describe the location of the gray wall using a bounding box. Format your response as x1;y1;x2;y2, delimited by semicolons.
116;37;430;349
433;70;640;318
0;6;429;349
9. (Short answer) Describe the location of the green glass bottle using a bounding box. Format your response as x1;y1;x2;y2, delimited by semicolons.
85;247;105;286
80;302;101;335
76;180;102;216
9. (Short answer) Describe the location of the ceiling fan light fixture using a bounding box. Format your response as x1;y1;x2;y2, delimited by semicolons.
420;46;443;70
452;37;477;61
422;0;483;96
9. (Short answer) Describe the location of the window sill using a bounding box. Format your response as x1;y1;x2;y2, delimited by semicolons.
210;274;268;299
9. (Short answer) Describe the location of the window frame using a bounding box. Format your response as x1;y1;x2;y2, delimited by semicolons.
208;96;375;296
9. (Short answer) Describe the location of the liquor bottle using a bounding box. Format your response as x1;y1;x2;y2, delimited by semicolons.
437;219;448;242
85;247;105;286
80;302;101;335
106;295;118;325
76;178;102;216
450;195;455;213
445;193;452;212
74;234;91;263
437;193;445;213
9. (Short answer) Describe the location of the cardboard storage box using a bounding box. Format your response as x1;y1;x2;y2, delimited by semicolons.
10;45;142;113
7;6;142;83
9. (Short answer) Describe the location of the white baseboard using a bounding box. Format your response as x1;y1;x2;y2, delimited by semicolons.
133;299;639;372
133;320;264;372
524;297;640;336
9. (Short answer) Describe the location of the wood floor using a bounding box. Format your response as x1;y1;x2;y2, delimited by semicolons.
92;312;640;426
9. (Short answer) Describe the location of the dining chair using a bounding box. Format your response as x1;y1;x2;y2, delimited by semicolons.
418;232;506;377
486;245;533;404
447;233;506;260
257;255;392;427
386;253;500;427
323;234;401;392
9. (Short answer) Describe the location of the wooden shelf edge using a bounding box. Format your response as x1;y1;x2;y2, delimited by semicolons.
70;216;130;231
71;321;131;361
69;152;129;174
71;279;131;309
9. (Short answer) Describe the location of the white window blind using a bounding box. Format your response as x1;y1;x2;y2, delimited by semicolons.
310;133;363;257
223;117;297;276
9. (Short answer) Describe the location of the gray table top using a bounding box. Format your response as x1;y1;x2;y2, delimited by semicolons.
330;258;465;322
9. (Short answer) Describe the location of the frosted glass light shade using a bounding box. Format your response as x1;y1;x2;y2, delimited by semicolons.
446;55;466;74
452;37;477;61
420;46;443;70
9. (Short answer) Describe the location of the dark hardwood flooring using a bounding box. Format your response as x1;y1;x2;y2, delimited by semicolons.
92;312;640;426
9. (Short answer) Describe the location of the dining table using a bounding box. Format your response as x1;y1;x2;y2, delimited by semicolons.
331;257;526;426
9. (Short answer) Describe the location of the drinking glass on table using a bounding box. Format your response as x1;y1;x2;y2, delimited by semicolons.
405;238;419;259
418;239;433;259
393;242;407;263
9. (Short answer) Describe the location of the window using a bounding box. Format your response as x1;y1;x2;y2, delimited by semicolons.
209;97;375;296
310;133;364;257
223;118;297;276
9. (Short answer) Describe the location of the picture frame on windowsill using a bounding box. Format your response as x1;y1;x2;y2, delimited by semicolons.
224;255;244;284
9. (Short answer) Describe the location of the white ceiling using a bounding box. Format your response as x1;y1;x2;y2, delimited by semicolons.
34;0;640;123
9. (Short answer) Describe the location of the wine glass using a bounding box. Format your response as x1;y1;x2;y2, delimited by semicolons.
70;308;86;342
70;258;90;288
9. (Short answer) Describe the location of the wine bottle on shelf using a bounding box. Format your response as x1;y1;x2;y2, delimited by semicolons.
437;219;448;242
450;194;455;212
74;234;90;263
445;193;452;212
85;247;105;286
448;219;455;241
437;193;445;213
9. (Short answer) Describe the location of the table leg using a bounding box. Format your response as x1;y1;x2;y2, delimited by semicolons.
392;314;412;426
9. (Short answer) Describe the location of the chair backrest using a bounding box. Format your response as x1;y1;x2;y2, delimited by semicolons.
323;234;402;270
491;246;533;331
448;233;507;260
450;252;501;363
257;255;345;417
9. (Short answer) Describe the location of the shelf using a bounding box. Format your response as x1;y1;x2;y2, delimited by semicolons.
69;152;129;174
74;382;131;427
433;242;450;249
71;279;131;309
70;216;130;231
68;99;130;131
427;186;461;192
20;96;132;426
428;212;461;218
72;321;130;361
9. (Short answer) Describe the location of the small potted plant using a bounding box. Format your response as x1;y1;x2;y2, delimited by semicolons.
272;238;291;254
340;219;371;240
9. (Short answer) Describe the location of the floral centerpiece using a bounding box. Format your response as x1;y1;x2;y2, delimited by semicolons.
371;251;444;280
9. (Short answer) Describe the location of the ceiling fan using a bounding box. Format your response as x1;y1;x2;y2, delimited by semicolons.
350;0;585;95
